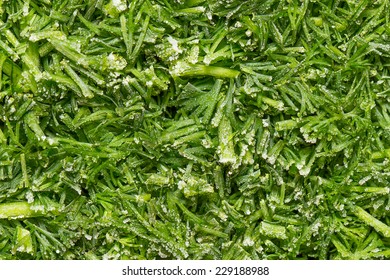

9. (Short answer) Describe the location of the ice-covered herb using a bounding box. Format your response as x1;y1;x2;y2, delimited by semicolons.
1;0;390;260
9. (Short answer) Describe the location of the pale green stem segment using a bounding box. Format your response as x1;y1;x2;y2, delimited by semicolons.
352;205;390;238
0;201;61;219
184;0;205;6
178;64;240;79
275;119;298;131
218;115;236;164
0;202;39;219
20;153;30;189
372;149;390;159
350;186;389;194
196;225;229;239
260;221;287;239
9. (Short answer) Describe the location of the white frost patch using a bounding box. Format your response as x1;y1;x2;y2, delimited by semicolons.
46;137;55;145
203;55;212;65
187;45;199;64
262;119;270;127
239;144;248;157
29;34;38;42
243;237;254;246
112;0;127;12
234;21;243;28
218;212;228;221
302;133;317;144
7;97;15;105
22;2;29;15
311;222;321;235
26;191;34;203
299;166;311;177
358;176;371;185
30;205;44;212
106;53;127;70
178;180;186;190
268;155;276;165
167;36;182;54
170;61;189;76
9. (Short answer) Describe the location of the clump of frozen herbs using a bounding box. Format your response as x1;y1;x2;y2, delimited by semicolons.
1;0;390;260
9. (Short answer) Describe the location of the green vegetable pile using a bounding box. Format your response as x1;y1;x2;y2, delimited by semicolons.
1;0;390;260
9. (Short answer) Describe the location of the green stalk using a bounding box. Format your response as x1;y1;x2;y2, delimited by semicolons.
177;64;240;78
0;202;41;219
351;205;390;238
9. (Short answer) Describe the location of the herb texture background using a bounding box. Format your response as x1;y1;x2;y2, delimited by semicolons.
1;0;390;259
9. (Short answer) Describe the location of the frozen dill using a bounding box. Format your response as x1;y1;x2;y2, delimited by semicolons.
0;0;390;260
